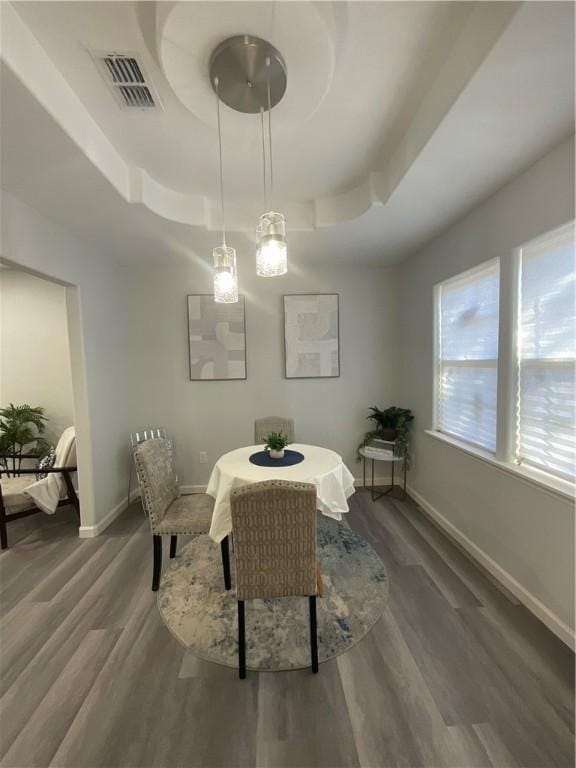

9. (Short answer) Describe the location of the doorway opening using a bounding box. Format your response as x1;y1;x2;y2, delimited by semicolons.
0;262;91;548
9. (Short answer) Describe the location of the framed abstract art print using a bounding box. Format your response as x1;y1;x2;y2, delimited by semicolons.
187;295;247;380
283;294;340;379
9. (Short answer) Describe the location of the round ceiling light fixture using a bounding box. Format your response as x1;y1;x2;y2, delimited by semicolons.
209;35;288;279
209;35;287;114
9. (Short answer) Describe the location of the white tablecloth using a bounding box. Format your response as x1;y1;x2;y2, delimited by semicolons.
207;443;356;542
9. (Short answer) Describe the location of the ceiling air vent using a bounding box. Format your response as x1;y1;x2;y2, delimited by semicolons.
93;52;161;111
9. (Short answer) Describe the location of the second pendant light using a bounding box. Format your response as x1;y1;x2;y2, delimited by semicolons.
256;56;288;278
212;76;238;304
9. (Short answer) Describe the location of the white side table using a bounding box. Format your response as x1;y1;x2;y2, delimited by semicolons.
359;440;407;501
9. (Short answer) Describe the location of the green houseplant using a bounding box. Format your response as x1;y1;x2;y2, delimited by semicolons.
0;404;50;476
265;431;289;460
357;406;414;463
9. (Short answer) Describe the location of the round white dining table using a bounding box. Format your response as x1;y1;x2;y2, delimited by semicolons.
206;443;356;542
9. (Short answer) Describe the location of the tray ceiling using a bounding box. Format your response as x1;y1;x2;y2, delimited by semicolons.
1;1;574;264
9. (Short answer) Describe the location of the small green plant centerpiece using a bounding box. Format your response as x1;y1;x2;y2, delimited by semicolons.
265;431;289;460
357;406;414;464
0;403;50;476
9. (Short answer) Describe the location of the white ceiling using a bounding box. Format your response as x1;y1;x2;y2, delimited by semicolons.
10;1;469;203
1;1;574;266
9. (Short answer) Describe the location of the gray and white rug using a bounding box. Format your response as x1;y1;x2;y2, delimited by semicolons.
158;516;389;671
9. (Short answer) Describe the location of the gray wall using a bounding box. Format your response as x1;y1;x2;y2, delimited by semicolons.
397;135;575;639
1;192;135;530
122;260;399;485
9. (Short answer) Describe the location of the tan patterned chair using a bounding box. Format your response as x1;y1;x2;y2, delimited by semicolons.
133;438;227;592
230;479;321;679
254;416;295;444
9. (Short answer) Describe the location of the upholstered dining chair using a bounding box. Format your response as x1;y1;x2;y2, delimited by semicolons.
254;416;295;444
127;427;167;509
230;479;321;679
133;438;227;592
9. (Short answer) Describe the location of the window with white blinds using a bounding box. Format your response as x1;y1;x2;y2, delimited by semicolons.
517;224;576;481
436;260;500;452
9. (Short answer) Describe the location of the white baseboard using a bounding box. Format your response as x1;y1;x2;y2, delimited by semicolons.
78;488;141;537
407;484;575;650
78;497;127;538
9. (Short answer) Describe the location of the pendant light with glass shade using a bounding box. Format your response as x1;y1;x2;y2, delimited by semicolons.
212;76;238;304
208;35;288;282
256;56;288;277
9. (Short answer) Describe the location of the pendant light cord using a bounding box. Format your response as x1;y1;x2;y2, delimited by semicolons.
260;107;268;212
214;77;226;246
266;57;273;209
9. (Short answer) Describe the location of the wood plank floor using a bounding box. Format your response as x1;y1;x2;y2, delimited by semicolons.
0;491;573;768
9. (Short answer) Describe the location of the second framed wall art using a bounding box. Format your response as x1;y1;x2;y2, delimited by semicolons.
283;294;340;379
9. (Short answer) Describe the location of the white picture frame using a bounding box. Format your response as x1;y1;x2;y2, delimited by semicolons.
283;294;340;379
187;295;247;380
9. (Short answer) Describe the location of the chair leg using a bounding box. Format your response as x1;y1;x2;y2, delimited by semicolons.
0;504;7;550
238;600;246;679
62;470;80;521
0;485;7;550
127;458;133;508
170;535;178;558
309;595;319;673
152;535;162;591
221;536;231;590
403;457;407;498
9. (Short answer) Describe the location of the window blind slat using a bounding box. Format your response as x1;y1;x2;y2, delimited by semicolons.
517;224;575;481
437;261;499;452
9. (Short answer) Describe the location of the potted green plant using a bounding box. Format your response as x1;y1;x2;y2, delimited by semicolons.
357;406;414;462
265;431;289;460
0;403;50;476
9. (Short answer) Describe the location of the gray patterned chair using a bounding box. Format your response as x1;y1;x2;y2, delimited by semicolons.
133;438;228;592
127;427;167;508
230;479;321;679
254;416;295;444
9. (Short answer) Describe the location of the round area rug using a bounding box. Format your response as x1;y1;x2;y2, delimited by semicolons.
157;516;389;671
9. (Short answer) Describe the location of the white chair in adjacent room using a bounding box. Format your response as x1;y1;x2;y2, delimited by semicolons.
0;426;79;549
